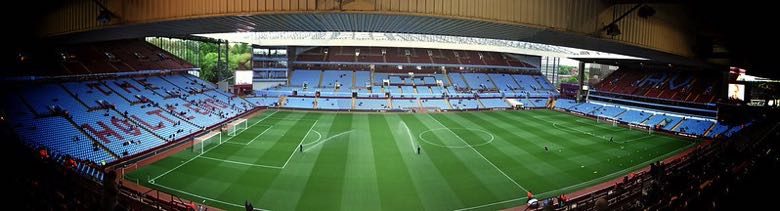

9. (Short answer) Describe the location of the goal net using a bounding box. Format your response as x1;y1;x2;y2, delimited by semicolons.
226;118;248;137
596;116;618;127
192;130;221;154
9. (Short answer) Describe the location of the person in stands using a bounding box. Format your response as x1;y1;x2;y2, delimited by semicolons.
102;170;119;210
38;147;48;160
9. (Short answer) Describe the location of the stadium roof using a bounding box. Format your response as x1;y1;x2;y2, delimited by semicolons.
196;31;645;60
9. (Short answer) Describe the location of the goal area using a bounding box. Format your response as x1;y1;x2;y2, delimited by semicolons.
226;118;248;137
192;130;221;154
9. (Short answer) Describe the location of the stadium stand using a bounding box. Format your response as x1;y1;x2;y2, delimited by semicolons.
4;70;252;165
289;70;321;87
420;99;451;110
318;98;353;110
392;99;420;110
295;46;536;68
615;110;653;124
355;99;389;110
284;97;316;109
479;98;510;108
449;99;481;110
594;68;720;104
673;119;714;136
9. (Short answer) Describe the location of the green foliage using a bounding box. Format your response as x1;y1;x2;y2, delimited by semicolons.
558;65;575;75
564;76;579;84
147;37;253;83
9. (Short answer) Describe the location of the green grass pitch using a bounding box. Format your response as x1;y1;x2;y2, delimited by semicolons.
125;110;693;210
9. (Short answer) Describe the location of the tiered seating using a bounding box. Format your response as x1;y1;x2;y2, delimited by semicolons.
64;81;200;141
35;84;166;157
445;86;473;98
355;99;389;110
529;98;549;108
481;52;508;66
569;103;602;114
293;46;536;69
595;69;720;104
448;73;469;88
14;39;194;77
320;70;353;89
512;75;542;91
246;97;278;107
4;94;115;163
461;73;496;89
384;48;407;63
389;75;404;84
723;122;751;137
434;74;448;86
317;98;353;110
420;76;436;85
284;97;315;109
353;71;371;89
515;98;543;108
107;78;224;128
643;114;683;130
591;106;626;118
401;86;416;97
289;70;322;87
554;99;578;110
533;75;555;90
488;73;520;92
385;86;402;98
256;86;295;97
373;73;388;85
615;110;652;124
420;99;450;110
673;119;714;136
705;123;729;138
449;99;481;110
479;98;510;108
392;99;419;110
415;86;433;98
430;86;446;97
552;97;739;139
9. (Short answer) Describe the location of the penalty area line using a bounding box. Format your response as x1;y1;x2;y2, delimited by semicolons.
148;110;279;183
150;182;269;211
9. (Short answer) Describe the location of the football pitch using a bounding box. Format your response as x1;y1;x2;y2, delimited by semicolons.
125;109;694;210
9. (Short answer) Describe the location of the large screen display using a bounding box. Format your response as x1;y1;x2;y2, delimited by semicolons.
728;84;745;101
235;70;253;85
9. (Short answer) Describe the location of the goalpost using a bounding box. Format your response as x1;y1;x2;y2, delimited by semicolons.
192;130;221;154
596;116;618;127
190;118;249;155
226;118;248;137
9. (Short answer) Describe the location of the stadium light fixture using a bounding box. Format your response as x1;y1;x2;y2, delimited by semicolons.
97;9;112;24
605;23;621;36
92;0;116;25
638;5;656;18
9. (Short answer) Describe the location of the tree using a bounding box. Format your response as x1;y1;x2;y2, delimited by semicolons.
564;76;579;84
558;65;575;75
199;52;219;82
147;38;254;82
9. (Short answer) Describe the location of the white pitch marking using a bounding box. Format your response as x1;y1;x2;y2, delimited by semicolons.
427;114;528;192
148;110;279;183
303;130;354;152
281;119;318;168
199;156;283;169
